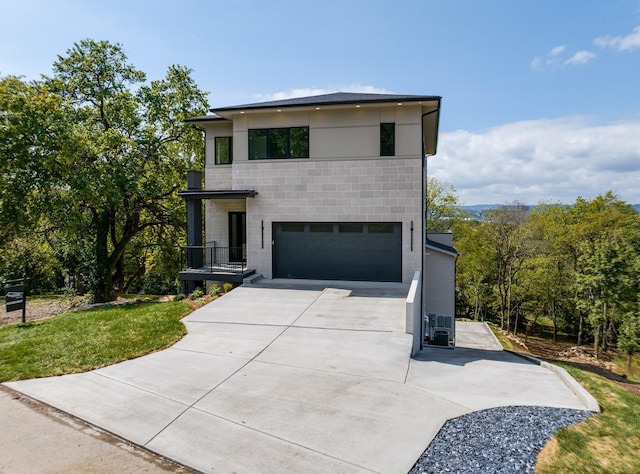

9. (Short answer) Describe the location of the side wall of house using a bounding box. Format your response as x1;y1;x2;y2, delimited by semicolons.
424;249;456;318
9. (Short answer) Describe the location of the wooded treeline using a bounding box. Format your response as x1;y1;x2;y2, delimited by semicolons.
0;39;207;302
443;191;640;361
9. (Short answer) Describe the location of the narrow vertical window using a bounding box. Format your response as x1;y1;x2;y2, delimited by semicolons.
380;123;395;156
290;127;309;158
249;129;268;159
215;136;233;164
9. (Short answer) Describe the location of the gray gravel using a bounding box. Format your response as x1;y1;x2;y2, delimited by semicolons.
409;406;592;474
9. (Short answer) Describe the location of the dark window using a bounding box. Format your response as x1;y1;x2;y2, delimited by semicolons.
380;123;395;156
339;224;364;233
368;223;394;233
249;127;309;159
310;223;334;233
268;128;289;158
281;223;305;232
290;127;309;158
215;137;233;165
249;129;268;160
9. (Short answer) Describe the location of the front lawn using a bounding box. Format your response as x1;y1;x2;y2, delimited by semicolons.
0;301;191;382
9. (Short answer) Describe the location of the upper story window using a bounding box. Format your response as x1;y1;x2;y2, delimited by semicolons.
215;136;233;165
248;127;309;160
380;123;395;156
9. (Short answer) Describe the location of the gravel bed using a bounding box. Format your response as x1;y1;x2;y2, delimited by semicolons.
409;406;592;474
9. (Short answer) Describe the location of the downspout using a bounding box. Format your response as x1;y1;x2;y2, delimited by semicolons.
421;100;441;350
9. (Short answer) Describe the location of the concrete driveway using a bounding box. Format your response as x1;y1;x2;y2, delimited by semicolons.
5;280;595;473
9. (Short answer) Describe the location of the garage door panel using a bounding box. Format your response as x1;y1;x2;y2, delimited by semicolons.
273;223;402;282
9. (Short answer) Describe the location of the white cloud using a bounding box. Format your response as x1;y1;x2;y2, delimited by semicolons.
531;45;566;71
532;45;595;71
594;25;640;52
254;84;393;102
564;50;596;65
430;117;640;205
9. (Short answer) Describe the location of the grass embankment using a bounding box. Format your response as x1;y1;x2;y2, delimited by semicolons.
487;323;640;473
0;301;191;382
536;365;640;474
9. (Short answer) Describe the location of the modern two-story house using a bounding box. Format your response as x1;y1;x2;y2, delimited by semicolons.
179;92;441;292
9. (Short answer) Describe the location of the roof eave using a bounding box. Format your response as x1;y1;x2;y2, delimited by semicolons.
210;94;441;117
184;115;228;124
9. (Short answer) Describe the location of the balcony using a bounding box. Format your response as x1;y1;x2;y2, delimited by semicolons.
180;245;255;284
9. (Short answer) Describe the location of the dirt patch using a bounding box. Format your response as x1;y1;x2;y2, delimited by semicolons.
0;296;85;326
0;295;180;327
535;436;560;471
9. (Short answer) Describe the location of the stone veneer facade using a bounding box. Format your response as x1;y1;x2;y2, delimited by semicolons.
205;157;421;283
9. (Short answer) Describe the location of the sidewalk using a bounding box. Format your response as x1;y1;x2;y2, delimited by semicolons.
0;386;191;473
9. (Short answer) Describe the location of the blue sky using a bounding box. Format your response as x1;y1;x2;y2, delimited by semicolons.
1;0;640;205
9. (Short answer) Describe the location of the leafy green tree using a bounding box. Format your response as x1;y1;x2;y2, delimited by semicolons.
523;203;574;341
0;76;71;246
452;220;493;320
1;39;208;301
426;177;465;232
484;202;531;331
569;193;638;353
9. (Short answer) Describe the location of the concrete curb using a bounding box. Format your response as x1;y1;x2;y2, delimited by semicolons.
482;322;504;350
504;350;601;413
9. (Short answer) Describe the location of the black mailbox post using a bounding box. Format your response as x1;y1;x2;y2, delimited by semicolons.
5;279;27;323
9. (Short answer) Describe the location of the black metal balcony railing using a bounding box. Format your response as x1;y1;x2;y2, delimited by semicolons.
182;246;248;273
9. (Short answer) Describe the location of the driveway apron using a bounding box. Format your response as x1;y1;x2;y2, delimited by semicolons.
5;280;594;473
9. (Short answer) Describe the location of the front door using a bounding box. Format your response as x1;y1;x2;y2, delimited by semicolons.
229;212;246;262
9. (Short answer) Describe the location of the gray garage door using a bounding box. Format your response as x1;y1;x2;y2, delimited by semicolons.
273;222;402;282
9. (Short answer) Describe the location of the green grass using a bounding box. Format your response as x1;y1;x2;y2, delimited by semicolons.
612;354;640;383
535;364;640;474
487;322;517;351
0;301;191;382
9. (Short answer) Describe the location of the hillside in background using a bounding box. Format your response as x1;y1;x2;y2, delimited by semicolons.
462;204;640;220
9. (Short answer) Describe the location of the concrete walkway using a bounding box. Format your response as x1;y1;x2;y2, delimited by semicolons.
4;280;595;473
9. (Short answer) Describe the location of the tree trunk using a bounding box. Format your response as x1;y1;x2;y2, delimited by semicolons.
577;312;584;346
552;300;557;343
524;313;539;344
505;272;512;333
594;324;601;361
92;211;116;303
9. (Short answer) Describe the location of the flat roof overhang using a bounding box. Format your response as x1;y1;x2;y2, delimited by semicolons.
178;190;258;199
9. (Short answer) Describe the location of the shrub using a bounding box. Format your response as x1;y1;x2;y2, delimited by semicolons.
208;284;221;297
188;287;204;300
223;282;234;293
138;274;177;295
